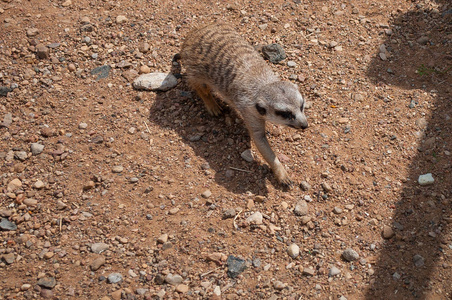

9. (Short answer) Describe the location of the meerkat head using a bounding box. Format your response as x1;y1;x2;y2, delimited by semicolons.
255;81;308;130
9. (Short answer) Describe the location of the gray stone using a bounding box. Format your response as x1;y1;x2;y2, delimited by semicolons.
107;273;123;284
90;255;106;271
262;43;286;63
294;200;308;216
300;181;311;191
418;173;434;186
91;242;109;253
287;61;297;67
413;254;425;267
3;253;15;264
246;212;263;225
287;243;300;258
0;218;17;231
37;277;56;289
222;208;236;219
90;65;111;80
329;266;341;276
240;149;254;162
133;73;178;92
164;273;183;285
15;151;28;161
1;113;12;127
227;255;247;278
342;248;359;262
0;86;13;97
31;143;44;155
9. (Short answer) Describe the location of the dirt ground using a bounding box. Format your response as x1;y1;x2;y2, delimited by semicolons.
0;0;451;299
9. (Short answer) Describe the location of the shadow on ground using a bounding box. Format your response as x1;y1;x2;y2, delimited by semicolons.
365;1;451;299
149;80;279;195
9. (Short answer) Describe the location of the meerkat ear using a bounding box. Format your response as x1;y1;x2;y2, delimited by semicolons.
255;103;267;116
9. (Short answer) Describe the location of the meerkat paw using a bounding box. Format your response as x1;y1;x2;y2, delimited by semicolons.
275;168;294;188
206;103;222;117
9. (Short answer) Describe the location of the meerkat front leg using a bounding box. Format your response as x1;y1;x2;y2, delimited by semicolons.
245;116;293;187
192;83;222;116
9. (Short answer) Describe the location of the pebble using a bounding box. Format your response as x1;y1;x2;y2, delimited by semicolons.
300;181;311;191
91;242;109;253
157;233;168;244
0;218;17;231
139;65;151;74
382;225;395;239
273;280;285;290
21;284;32;291
417;36;429;45
222;208;236;219
26;28;39;37
201;190;212;198
303;267;315;276
68;63;76;72
227;255;247;278
415;117;427;129
413;254;425;267
169;207;179;215
111;290;122;300
294;200;308;216
133;73;178;91
78;122;88;129
164;274;183;285
112;166;124;173
116;15;128;24
136;288;148;295
15;151;28;161
329;266;341;277
23;198;38;206
246;211;263;225
36;44;49;59
30;143;44;155
175;284;189;293
1;112;12;127
90;255;106;271
3;253;15;264
40;288;54;298
107;273;123;284
90;65;111;80
333;207;343;214
7;178;22;192
342;248;359;262
241;149;254;162
287;61;297;67
287;243;300;258
262;43;286;63
322;182;332;193
37;277;56;288
418;173;434;186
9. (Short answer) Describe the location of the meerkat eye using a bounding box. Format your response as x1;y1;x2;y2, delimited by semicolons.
255;103;267;115
275;110;295;120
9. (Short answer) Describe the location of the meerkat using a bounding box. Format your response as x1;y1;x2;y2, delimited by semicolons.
179;23;308;186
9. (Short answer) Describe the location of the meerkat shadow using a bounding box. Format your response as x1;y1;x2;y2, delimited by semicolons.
149;83;272;196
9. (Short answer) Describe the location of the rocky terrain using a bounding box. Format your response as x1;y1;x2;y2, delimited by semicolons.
0;0;451;299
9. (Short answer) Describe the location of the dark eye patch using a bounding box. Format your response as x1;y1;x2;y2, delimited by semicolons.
275;110;295;120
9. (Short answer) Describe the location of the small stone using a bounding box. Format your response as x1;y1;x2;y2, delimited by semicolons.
26;28;39;37
112;166;124;173
287;243;300;258
139;42;150;53
21;284;32;291
83;181;95;190
300;181;311;192
0;218;17;231
7;178;22;192
164;274;183;285
227;255;247;278
222;208;236;219
262;43;286;63
68;63;76;72
273;281;285;290
413;254;425;267
415;117;427;129
329;266;341;277
23;198;38;207
15;151;28;161
3;253;15;264
133;73;178;92
1;113;12;127
333;207;343;214
241;149;254;162
393;272;401;280
176;284;189;293
322;182;332;193
37;277;56;289
342;248;359;262
78;122;88;129
294;200;308;216
418;173;434;186
287;61;297;67
246;212;263;225
90;65;111;80
36;44;49;59
417;36;429;45
116;15;128;24
201;190;212;198
303;267;315;276
136;288;148;295
169;207;179;215
139;65;151;74
44;252;54;259
90;255;106;271
107;273;123;284
40;288;54;298
382;225;394;239
91;242;109;254
157;234;168;244
61;0;72;7
111;290;122;300
30;143;44;155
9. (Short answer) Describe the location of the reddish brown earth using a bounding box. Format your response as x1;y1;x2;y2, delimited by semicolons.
0;0;451;299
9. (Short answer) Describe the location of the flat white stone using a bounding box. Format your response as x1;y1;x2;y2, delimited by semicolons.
133;73;177;91
418;173;434;186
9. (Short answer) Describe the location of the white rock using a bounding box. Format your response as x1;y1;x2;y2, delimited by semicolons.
30;143;44;155
329;266;341;276
116;15;128;24
418;173;434;186
133;73;178;91
241;149;254;162
246;212;263;225
287;243;300;258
